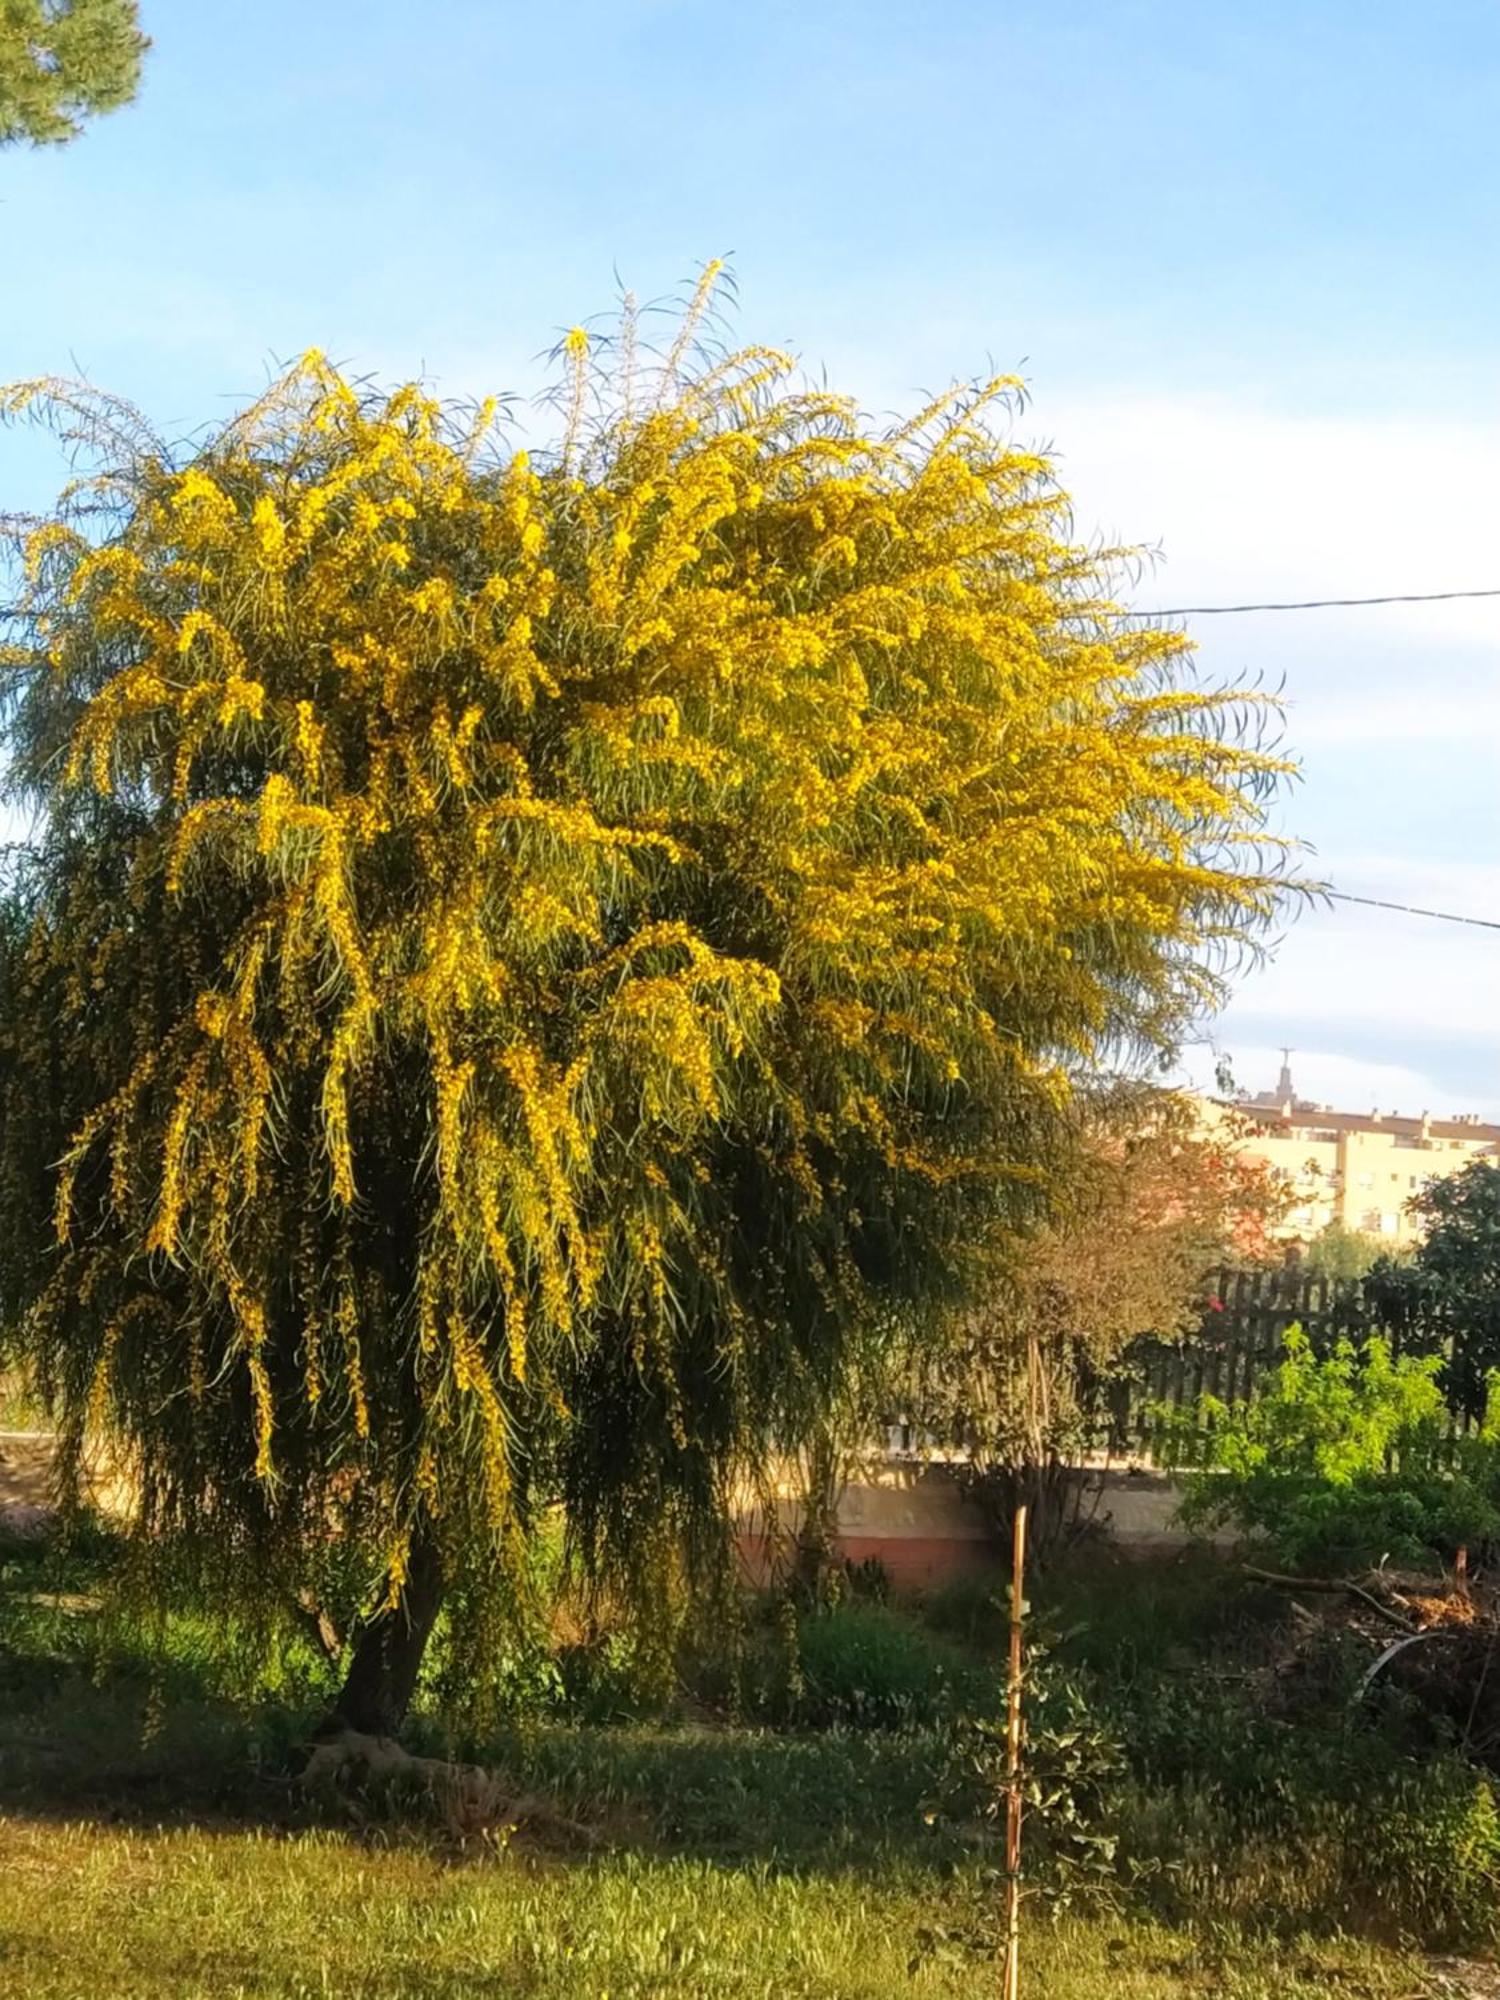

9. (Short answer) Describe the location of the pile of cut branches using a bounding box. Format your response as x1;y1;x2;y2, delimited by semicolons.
1247;1561;1500;1766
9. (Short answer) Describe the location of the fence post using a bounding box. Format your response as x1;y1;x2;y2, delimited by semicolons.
1003;1502;1028;2000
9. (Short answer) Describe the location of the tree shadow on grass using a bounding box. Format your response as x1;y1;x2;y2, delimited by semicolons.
0;1650;323;1827
0;1625;960;1879
0;1523;972;1874
0;1523;335;1831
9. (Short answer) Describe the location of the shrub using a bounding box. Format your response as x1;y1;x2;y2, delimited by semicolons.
918;1575;1008;1650
1160;1327;1500;1570
939;1653;1128;1907
1362;1762;1500;1944
738;1600;990;1730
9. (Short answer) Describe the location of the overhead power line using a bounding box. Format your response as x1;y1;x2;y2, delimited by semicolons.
1123;586;1500;618
1328;889;1500;934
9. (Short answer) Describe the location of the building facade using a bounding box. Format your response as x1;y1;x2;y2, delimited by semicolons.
1201;1055;1500;1247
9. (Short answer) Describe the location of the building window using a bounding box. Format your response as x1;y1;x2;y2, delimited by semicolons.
1360;1209;1382;1233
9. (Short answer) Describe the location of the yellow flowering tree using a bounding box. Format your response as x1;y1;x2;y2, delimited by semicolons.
0;278;1293;1730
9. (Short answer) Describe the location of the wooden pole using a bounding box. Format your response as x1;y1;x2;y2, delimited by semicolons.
1003;1502;1028;2000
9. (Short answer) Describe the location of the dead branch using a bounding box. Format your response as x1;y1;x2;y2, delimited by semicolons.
1241;1564;1417;1633
300;1730;599;1847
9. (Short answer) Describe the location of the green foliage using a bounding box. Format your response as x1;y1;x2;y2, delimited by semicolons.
1379;1157;1500;1426
1036;1550;1291;1695
1126;1694;1500;1945
1297;1220;1395;1283
940;1652;1128;1908
918;1574;1009;1648
1362;1763;1500;1944
914;1085;1290;1559
1161;1327;1500;1569
1029;1555;1500;1949
769;1599;989;1729
1121;1760;1500;1949
0;1527;1493;1973
0;1365;42;1427
681;1594;991;1731
427;1592;569;1729
0;0;147;146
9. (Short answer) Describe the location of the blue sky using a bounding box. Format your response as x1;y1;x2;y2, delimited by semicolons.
5;0;1500;1116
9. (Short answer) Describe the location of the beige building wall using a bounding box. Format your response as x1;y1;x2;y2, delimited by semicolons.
1198;1093;1500;1248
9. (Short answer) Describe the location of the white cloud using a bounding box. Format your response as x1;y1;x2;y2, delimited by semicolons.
973;390;1500;1113
1174;1042;1453;1120
1181;858;1500;1118
1027;393;1500;640
1289;686;1500;747
1017;393;1500;764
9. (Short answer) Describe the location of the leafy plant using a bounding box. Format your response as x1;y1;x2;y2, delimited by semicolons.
942;1654;1128;1904
1297;1220;1402;1283
917;1086;1292;1560
744;1599;989;1730
1161;1327;1500;1569
0;0;149;146
1370;1158;1500;1426
1362;1762;1500;1943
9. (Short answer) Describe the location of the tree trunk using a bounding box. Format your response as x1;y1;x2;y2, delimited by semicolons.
330;1521;445;1738
793;1426;842;1600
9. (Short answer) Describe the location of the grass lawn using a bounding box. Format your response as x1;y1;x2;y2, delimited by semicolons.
0;1530;1488;1997
0;1812;1428;1999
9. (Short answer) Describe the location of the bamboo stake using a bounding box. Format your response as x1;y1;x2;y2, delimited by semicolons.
1003;1502;1028;2000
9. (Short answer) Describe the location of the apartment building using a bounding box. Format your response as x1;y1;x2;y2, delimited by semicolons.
1201;1054;1500;1246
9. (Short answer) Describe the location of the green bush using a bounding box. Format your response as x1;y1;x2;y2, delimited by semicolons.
1118;1764;1500;1947
917;1575;1008;1649
940;1654;1128;1907
1160;1327;1500;1569
730;1600;990;1730
795;1602;993;1728
1018;1552;1500;1947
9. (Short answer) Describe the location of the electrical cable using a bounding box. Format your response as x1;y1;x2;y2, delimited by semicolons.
1122;586;1500;618
1328;890;1500;933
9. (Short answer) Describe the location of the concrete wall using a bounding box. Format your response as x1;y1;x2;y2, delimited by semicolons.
737;1458;1202;1591
0;1430;129;1524
4;1430;1202;1587
0;1432;60;1511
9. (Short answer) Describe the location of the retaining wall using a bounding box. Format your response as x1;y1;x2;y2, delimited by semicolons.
3;1432;1203;1584
736;1458;1203;1590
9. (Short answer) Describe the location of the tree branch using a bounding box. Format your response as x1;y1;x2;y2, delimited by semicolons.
1242;1564;1417;1633
290;1590;344;1667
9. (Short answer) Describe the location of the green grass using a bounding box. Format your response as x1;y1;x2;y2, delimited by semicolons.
0;1815;1426;1999
0;1525;1487;1997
